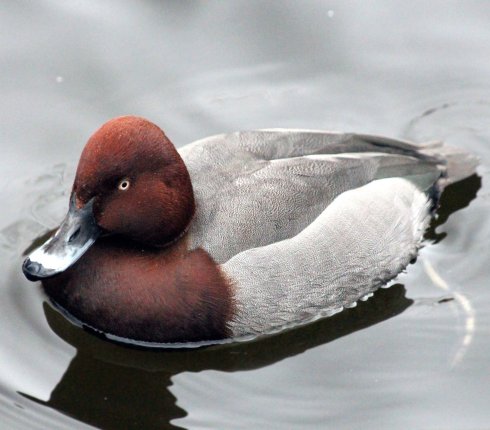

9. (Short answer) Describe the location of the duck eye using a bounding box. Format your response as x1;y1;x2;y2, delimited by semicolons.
118;178;130;191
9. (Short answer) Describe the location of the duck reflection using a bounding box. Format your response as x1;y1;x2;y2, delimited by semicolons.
21;284;411;430
425;174;481;243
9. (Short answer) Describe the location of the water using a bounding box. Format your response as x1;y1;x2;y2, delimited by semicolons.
1;1;490;428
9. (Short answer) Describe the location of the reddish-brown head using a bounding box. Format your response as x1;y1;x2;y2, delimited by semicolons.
73;116;195;247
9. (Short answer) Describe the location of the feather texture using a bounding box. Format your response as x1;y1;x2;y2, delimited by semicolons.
178;130;477;336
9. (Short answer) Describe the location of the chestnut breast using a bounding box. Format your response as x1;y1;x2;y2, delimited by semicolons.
42;237;234;343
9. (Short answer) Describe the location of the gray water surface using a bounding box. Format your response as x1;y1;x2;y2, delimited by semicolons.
1;1;490;429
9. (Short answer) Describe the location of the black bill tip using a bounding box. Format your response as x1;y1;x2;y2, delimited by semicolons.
22;258;43;281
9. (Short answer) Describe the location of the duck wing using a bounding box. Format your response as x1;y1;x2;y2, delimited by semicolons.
179;130;476;263
222;177;432;337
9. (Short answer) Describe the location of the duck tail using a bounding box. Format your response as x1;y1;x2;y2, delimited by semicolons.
419;141;479;187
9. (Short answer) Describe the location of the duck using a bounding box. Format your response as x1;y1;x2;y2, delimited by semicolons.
22;116;478;344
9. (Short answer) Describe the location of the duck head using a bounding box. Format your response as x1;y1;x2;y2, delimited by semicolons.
23;116;195;280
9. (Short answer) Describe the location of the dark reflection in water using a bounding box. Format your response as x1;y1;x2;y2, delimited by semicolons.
425;174;481;243
21;284;411;430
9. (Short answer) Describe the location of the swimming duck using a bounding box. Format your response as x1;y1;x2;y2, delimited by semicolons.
22;116;477;344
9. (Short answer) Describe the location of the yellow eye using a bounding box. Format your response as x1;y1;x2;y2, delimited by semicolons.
118;178;130;191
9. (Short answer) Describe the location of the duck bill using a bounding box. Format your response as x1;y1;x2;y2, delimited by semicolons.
22;195;100;281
